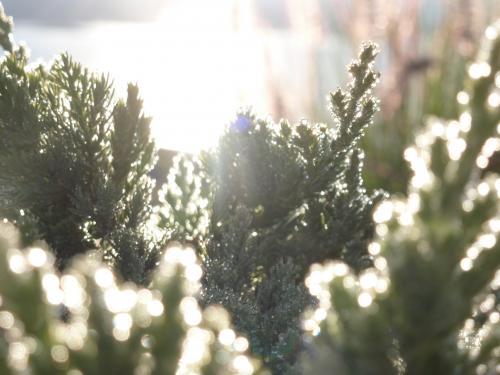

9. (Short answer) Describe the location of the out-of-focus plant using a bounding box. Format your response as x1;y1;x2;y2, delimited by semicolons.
301;22;500;374
359;0;491;193
0;222;265;375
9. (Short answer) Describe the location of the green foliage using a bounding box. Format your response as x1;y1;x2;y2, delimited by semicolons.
362;28;470;195
4;4;500;374
361;4;500;195
0;223;265;375
0;3;12;53
301;22;500;375
156;154;210;249
0;15;161;283
186;43;384;373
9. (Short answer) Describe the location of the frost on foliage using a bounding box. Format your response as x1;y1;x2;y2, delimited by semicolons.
301;22;500;375
0;223;265;375
199;42;384;374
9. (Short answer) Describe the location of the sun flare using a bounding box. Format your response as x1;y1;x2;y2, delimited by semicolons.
140;0;266;153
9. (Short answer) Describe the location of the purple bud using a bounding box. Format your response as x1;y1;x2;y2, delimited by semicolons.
230;114;252;133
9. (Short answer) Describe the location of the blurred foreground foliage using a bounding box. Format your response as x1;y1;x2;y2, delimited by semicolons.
301;21;500;374
0;223;264;375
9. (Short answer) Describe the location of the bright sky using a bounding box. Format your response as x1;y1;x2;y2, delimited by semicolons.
143;0;269;151
17;0;272;152
14;0;363;153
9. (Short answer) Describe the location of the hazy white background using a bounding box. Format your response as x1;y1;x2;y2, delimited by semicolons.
5;0;479;152
10;0;343;152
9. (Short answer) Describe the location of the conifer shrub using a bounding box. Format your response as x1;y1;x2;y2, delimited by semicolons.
160;43;385;373
0;4;384;372
0;5;162;284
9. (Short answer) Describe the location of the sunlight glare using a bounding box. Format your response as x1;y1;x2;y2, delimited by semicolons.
143;0;266;152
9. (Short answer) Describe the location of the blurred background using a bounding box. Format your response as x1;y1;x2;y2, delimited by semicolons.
4;0;500;192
